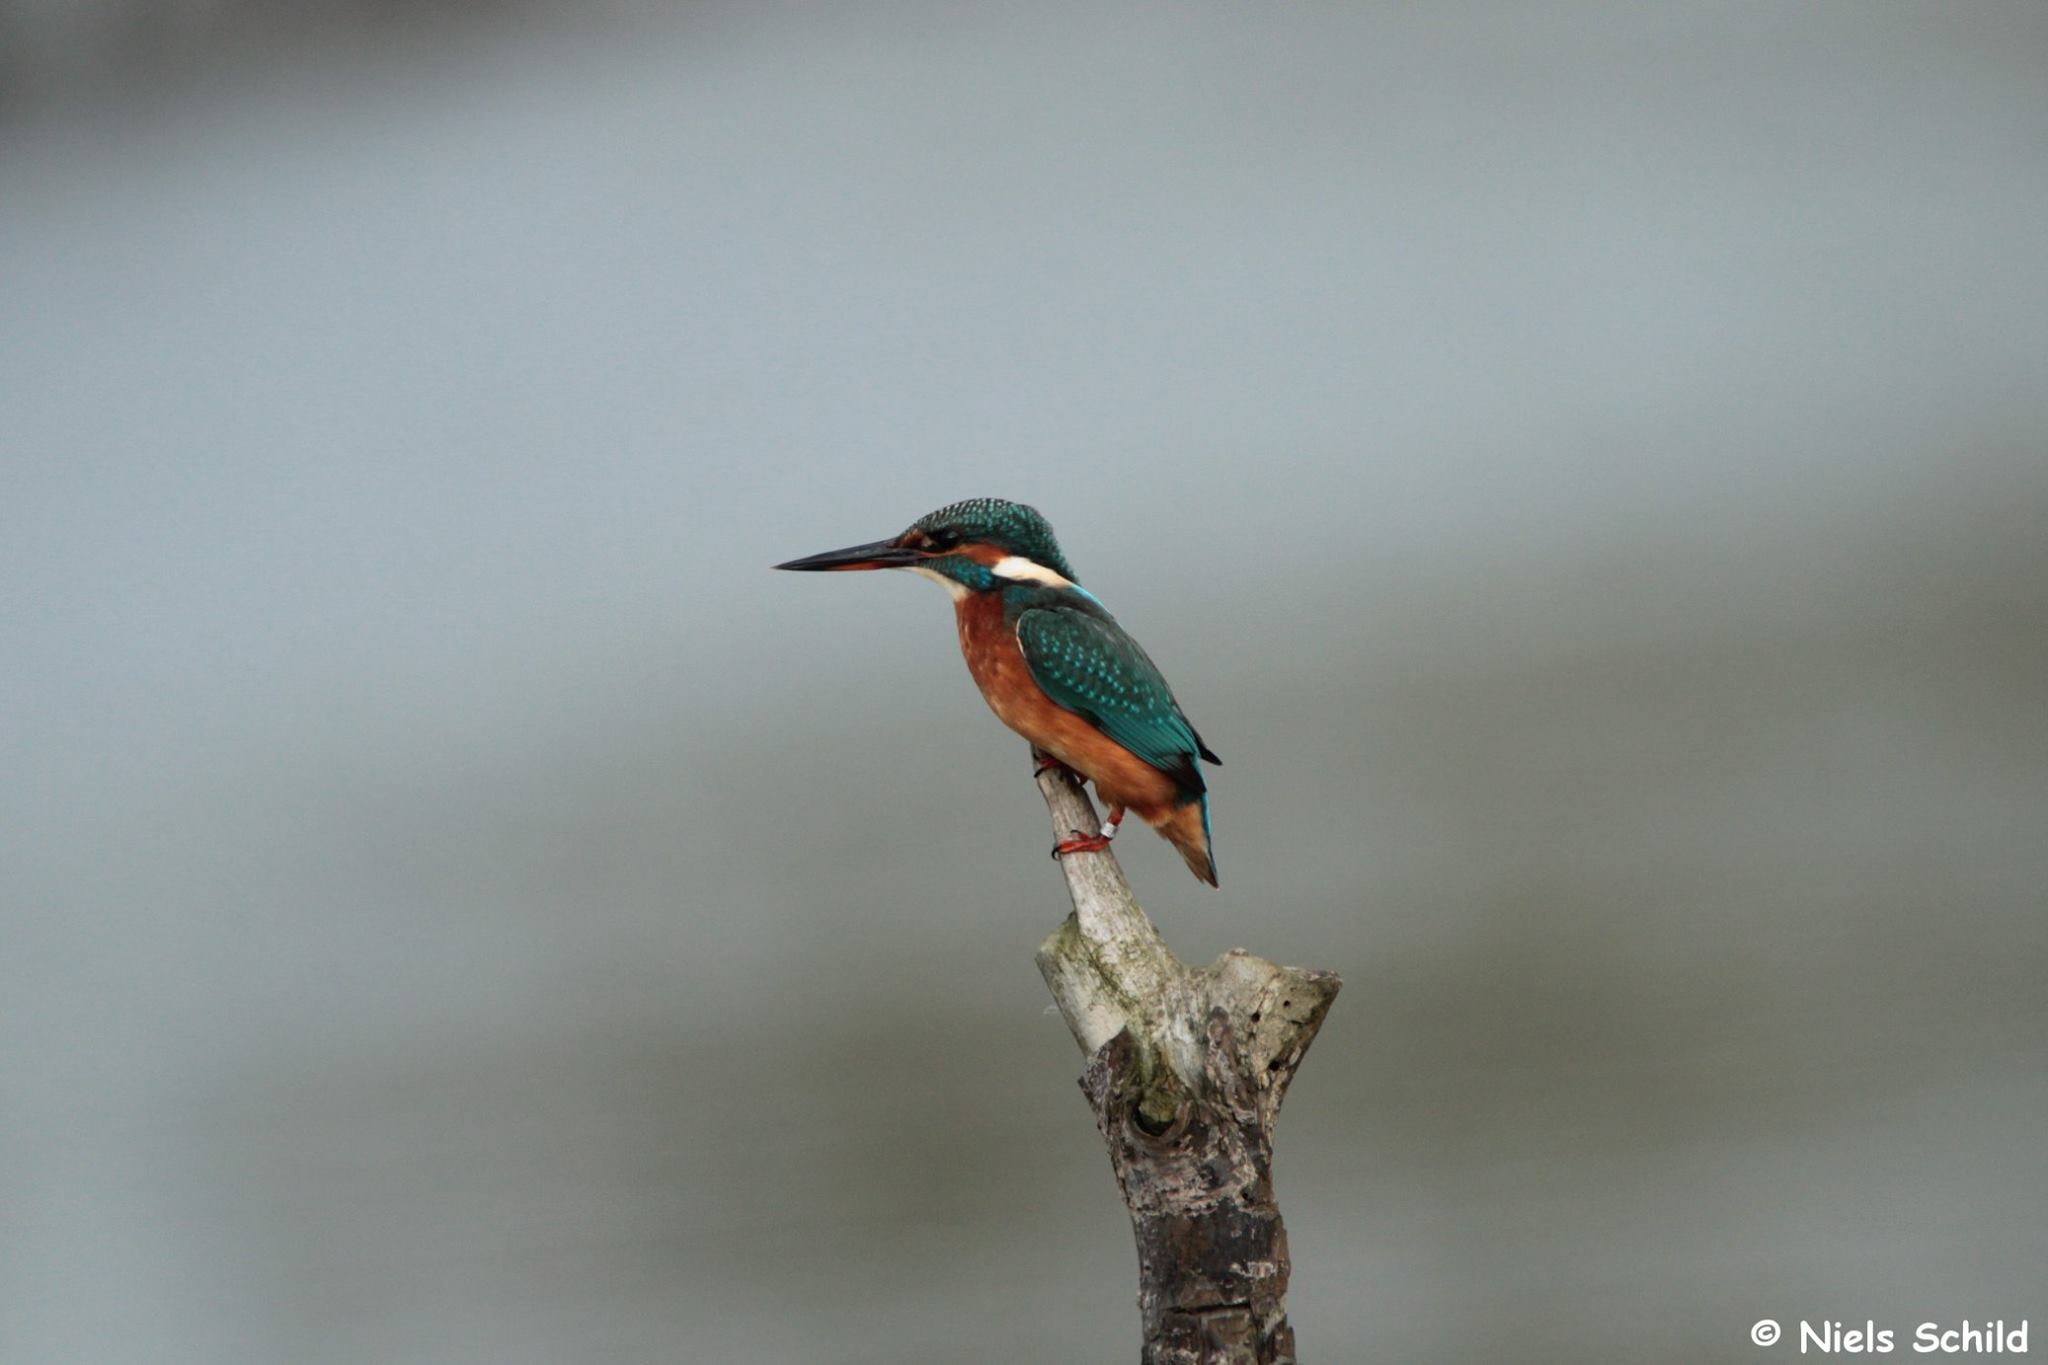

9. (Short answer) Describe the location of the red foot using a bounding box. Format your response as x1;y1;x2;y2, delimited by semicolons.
1050;805;1124;860
1052;829;1113;859
1032;751;1066;775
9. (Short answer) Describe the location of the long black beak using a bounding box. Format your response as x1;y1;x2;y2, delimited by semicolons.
773;537;925;572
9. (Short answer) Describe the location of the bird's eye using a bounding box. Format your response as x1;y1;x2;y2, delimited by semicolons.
928;527;961;550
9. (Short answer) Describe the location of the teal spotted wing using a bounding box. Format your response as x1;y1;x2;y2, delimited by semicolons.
1015;604;1219;795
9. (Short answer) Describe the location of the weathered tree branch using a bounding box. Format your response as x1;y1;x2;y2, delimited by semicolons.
1032;760;1341;1365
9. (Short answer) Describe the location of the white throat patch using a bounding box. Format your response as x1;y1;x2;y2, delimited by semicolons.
905;564;970;601
990;555;1076;589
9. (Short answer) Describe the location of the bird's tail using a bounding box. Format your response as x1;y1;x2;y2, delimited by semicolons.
1152;796;1218;887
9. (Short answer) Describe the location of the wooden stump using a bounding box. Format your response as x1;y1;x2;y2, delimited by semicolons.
1032;761;1341;1365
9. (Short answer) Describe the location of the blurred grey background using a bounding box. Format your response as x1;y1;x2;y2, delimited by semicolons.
5;3;2045;1362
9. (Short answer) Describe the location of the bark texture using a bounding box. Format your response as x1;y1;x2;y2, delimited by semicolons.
1032;760;1341;1365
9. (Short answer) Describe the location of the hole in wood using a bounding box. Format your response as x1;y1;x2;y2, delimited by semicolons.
1131;1098;1177;1138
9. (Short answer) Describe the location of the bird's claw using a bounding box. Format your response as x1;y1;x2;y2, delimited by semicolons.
1052;828;1114;859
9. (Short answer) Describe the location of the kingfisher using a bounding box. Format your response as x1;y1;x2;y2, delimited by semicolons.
774;497;1221;885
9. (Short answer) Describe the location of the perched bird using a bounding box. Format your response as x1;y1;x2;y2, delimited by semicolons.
775;497;1221;885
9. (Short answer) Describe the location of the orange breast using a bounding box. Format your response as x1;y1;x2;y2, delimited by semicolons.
954;594;1180;816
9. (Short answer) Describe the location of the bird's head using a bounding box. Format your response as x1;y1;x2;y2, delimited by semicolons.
773;497;1080;598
